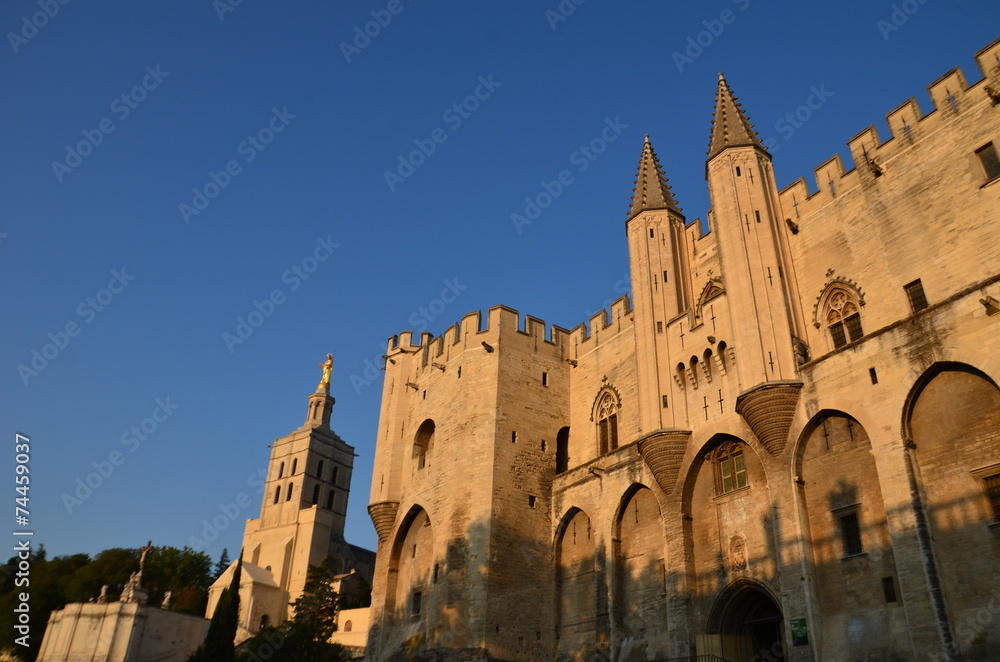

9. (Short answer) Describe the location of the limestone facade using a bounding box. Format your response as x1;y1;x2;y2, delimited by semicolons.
366;38;1000;661
36;602;208;662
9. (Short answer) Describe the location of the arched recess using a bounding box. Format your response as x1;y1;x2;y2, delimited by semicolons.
706;578;785;661
555;507;596;658
413;419;435;470
680;434;774;615
556;426;570;474
385;505;435;625
904;362;1000;654
794;410;902;659
613;485;668;655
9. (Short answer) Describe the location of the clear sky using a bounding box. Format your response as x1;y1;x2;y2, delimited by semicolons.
3;0;998;561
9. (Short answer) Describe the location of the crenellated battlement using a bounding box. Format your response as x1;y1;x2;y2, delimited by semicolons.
384;296;635;360
777;37;1000;212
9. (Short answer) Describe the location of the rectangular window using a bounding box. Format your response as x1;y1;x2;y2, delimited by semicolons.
869;367;878;384
662;395;669;408
904;279;928;312
663;270;669;283
511;431;518;444
984;473;1000;522
830;322;847;349
718;454;747;494
838;511;864;556
411;588;422;617
882;576;897;603
528;495;536;508
656;321;663;333
649;228;655;238
609;414;618;451
844;313;864;342
755;210;761;223
976;142;1000;182
541;372;548;386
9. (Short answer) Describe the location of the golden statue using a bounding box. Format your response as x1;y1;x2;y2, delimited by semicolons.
318;353;334;392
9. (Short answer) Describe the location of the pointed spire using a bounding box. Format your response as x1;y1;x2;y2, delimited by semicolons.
628;134;681;220
708;73;766;161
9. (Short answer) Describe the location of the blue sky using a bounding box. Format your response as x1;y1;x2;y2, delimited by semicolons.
3;0;998;562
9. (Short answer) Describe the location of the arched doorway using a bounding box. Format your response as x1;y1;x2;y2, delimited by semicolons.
707;580;785;661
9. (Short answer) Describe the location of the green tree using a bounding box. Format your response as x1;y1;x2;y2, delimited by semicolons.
214;548;231;581
236;562;343;662
188;557;241;662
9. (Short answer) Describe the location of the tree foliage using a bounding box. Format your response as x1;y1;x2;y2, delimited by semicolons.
236;561;343;662
0;545;214;661
188;557;241;662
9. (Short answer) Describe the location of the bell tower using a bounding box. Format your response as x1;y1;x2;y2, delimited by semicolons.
208;354;370;634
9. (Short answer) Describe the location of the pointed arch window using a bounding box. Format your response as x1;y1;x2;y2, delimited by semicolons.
825;288;863;349
597;393;619;455
317;460;324;481
311;484;320;505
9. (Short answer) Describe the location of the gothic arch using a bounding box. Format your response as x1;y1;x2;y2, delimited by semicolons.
589;385;622;422
554;507;596;657
901;361;999;441
812;277;866;329
612;485;668;646
591;386;622;455
706;577;782;634
696;277;725;316
385;504;434;623
413;419;435;469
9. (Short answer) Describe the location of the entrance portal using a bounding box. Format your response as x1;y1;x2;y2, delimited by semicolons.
701;580;785;662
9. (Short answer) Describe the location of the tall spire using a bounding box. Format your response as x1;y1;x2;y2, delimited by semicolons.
628;134;681;220
708;73;766;161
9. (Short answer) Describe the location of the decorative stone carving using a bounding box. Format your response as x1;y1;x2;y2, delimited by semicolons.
729;535;747;572
368;501;400;543
735;381;803;455
637;429;692;496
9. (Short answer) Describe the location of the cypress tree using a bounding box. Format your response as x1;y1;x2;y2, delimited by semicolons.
188;555;241;662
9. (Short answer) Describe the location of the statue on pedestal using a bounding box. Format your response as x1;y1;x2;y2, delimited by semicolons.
318;353;334;392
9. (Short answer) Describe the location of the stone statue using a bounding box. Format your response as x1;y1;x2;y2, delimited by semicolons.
318;353;334;392
121;541;153;605
97;585;109;604
161;591;172;610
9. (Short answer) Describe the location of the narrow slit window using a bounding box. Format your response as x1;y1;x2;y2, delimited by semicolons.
838;511;864;556
649;228;655;238
325;490;334;510
869;368;878;384
541;372;548;386
882;576;897;603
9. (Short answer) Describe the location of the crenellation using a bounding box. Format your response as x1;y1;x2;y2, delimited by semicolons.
974;36;1000;79
813;153;848;197
885;96;923;142
927;66;969;113
367;37;1000;662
